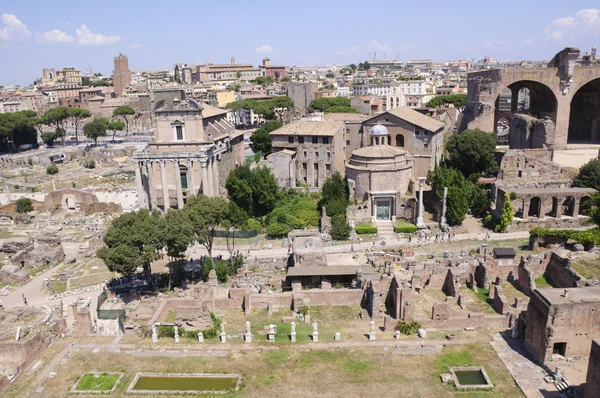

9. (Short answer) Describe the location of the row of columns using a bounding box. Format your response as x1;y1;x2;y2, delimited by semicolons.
520;196;582;220
134;157;220;211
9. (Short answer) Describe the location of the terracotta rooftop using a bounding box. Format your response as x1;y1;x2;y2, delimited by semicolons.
324;113;370;122
269;121;344;137
351;145;407;158
386;107;445;132
201;103;228;118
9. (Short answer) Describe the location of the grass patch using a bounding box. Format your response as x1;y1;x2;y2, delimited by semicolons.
265;350;289;367
164;310;176;323
49;280;67;294
76;372;120;391
343;359;371;374
0;230;15;239
434;349;473;374
534;276;551;288
571;256;600;280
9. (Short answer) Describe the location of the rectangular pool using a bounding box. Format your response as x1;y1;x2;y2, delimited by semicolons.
454;370;488;385
129;373;240;393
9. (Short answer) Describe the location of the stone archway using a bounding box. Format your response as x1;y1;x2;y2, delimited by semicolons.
528;197;541;218
562;196;575;217
568;78;600;143
494;80;558;135
395;134;405;147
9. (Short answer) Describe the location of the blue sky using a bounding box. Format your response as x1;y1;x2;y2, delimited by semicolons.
1;1;599;85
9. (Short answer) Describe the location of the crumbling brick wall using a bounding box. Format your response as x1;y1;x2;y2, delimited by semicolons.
492;285;509;314
0;332;50;374
586;340;600;398
545;252;584;288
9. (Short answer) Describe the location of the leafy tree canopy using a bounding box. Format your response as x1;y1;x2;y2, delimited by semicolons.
183;195;228;258
83;118;108;145
226;165;280;218
250;120;281;157
426;94;467;109
573;159;600;191
446;129;498;178
325;106;357;114
15;198;33;213
309;97;351;113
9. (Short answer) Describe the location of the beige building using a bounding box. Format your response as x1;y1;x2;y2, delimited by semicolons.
56;67;82;85
133;90;245;210
269;121;345;188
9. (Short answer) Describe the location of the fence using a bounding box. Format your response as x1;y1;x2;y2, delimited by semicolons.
96;291;126;322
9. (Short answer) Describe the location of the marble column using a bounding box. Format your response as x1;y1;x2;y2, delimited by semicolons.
371;196;376;223
159;160;170;211
573;200;580;218
201;160;209;196
211;157;220;196
440;187;448;228
146;161;158;210
134;162;146;209
187;159;196;196
555;197;562;219
206;159;214;197
173;160;184;209
416;177;426;226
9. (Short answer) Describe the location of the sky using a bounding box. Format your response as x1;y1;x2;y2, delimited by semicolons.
1;1;599;85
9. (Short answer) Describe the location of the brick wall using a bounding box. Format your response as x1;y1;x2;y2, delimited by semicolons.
0;332;50;374
545;252;584;288
586;340;600;398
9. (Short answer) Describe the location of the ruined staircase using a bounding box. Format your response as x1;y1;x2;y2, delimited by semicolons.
376;221;395;241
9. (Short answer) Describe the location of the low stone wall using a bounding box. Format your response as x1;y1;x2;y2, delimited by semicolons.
492;285;510;314
518;264;536;297
0;332;50;374
302;289;363;306
417;313;509;330
545;252;585;288
510;217;589;233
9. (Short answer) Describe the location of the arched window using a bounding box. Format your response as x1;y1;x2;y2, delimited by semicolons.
396;135;405;147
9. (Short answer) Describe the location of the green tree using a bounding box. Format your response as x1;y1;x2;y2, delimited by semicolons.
90;80;112;87
270;96;294;120
163;209;193;259
469;183;491;218
184;195;228;258
331;214;351;240
319;172;348;217
97;209;165;275
253;101;276;120
274;71;281;80
574;159;600;191
202;257;214;282
214;260;230;283
363;61;371;70
446;129;498;178
325;106;357;114
46;164;59;175
83;118;108;146
67;108;91;143
41;132;57;146
224;201;248;257
446;186;469;225
15;198;33;213
112;106;136;134
309;97;351;113
426;94;467;109
225;166;254;215
42;107;69;145
174;65;180;83
349;64;357;71
226;165;280;218
0;111;38;152
107;120;125;143
496;193;514;233
250;120;281;157
231;83;240;92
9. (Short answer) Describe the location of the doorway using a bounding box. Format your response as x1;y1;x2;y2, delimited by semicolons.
376;199;391;220
553;342;567;357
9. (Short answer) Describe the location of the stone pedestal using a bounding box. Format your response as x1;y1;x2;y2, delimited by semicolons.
244;333;252;343
395;330;400;339
369;332;376;341
334;332;340;341
152;324;158;343
312;332;319;342
198;332;204;343
220;333;226;343
290;332;296;342
417;177;426;227
174;326;179;343
268;333;275;343
418;328;426;338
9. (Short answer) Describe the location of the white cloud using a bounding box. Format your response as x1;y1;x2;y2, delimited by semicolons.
76;24;120;46
255;44;272;53
336;50;348;57
482;40;511;50
0;14;31;46
369;39;393;52
36;29;74;44
545;8;600;42
129;43;143;49
522;38;534;46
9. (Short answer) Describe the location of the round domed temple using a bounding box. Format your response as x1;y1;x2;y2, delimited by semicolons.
346;138;414;222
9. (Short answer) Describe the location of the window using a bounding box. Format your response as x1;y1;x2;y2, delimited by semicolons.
298;136;304;144
346;140;350;145
424;131;429;136
312;136;319;144
315;151;319;157
415;129;421;136
396;135;405;147
327;152;331;160
302;163;307;170
322;137;330;144
424;143;429;148
326;164;331;172
180;172;188;189
176;125;184;140
303;151;307;157
288;136;294;144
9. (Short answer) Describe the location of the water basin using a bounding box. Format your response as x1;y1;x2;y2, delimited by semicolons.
454;370;488;385
128;373;241;394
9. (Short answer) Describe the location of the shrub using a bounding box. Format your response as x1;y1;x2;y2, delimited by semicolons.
394;223;418;233
330;214;351;240
355;223;377;234
395;321;421;335
46;164;59;175
15;198;33;213
530;227;600;245
509;191;517;201
202;257;214;281
84;159;96;169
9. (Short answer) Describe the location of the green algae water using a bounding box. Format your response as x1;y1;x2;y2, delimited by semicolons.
132;375;238;391
455;370;487;385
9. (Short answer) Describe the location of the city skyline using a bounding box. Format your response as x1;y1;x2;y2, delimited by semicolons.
0;1;599;85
